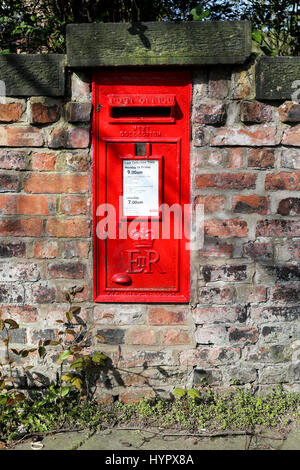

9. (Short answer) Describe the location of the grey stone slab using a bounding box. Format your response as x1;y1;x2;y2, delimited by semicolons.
0;55;66;96
66;21;252;67
256;56;300;101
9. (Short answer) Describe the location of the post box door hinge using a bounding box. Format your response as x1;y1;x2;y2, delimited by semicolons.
96;104;102;112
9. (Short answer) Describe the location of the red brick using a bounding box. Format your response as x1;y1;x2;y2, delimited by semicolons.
60;285;89;302
288;240;300;260
48;127;90;149
210;125;278;146
196;172;256;189
193;103;226;125
277;198;300;216
282;125;300;146
65;102;92;122
247;286;267;303
45;218;90;238
278;101;300;122
30;102;61;124
0;102;24;122
241;101;273;123
227;148;244;168
60;196;89;215
0;218;43;236
232;195;268;214
0;126;44;147
248;148;275;168
24;174;88;194
200;241;233;258
205;218;247;238
265;172;300;191
162;329;190;345
192;148;224;168
229;326;258;346
25;283;56;304
119;390;155;404
148;308;187;325
256;219;300;237
34;241;59;259
0;194;54;215
194;195;225;213
31;152;57;171
48;261;86;279
127;328;156;345
0;150;26;170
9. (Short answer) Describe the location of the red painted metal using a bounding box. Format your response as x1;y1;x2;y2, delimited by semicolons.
93;69;191;303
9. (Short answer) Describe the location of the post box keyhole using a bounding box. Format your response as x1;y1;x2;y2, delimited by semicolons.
135;142;147;156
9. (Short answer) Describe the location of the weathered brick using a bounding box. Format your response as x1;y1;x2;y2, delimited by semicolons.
0;283;24;304
0;174;19;192
210;126;278;146
236;285;267;303
204;218;247;238
196;172;256;189
280;148;300;169
243;240;273;260
0;328;26;344
62;240;90;258
192;148;224;168
241;100;273;123
0;218;43;237
60;196;89;215
288;240;300;260
256;219;300;237
31;152;57;171
228;326;258;346
193;103;226;125
148;308;187;325
65;102;92;122
266;264;300;282
0;194;54;215
193;368;222;386
265;172;300;191
251;305;300;323
194;195;225;213
278;101;300;122
0;262;40;282
65;151;90;172
94;305;143;325
0;305;38;322
193;125;210;146
96;328;125;345
119;389;155;404
193;306;246;324
232;195;268;214
0;126;44;147
0;150;26;170
45;218;90;238
195;325;227;345
269;286;300;304
180;347;240;367
48;261;86;279
198;286;234;305
30;102;61;124
25;282;56;304
248;148;275;168
127;328;156;345
0;102;24;122
161;329;190;345
48;126;90;149
282;125;300;146
277;198;300;216
24;174;88;194
0;241;26;258
71;72;90;99
34;241;59;259
202;264;248;282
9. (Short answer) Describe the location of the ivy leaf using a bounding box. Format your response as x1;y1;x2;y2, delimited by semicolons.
252;29;262;44
71;377;83;391
187;388;201;401
4;319;19;329
66;311;73;322
61;373;73;383
61;386;70;397
38;346;46;359
58;350;71;364
172;388;186;399
92;351;108;366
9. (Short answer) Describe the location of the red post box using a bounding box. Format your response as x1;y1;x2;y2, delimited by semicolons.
93;70;191;302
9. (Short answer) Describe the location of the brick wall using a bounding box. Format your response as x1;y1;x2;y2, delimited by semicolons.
1;62;300;402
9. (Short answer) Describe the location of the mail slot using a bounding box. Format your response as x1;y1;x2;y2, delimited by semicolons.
93;70;191;302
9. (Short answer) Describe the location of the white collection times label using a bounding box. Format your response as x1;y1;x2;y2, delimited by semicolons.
123;159;159;217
